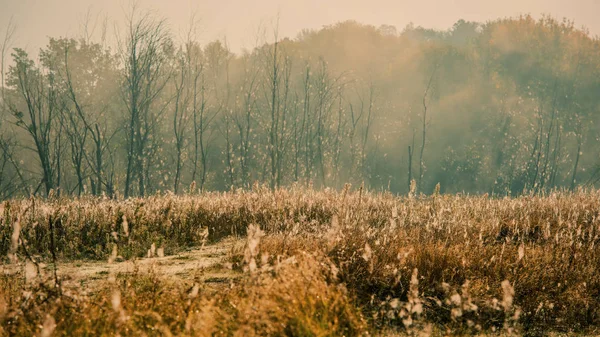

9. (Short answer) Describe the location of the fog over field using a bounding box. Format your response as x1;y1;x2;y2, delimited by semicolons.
3;2;600;336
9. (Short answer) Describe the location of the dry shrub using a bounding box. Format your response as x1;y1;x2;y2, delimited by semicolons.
0;253;367;336
226;191;600;335
188;253;367;336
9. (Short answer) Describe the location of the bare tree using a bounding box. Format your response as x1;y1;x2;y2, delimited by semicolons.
190;42;222;191
536;81;559;193
265;27;282;189
301;63;313;185
291;91;301;183
60;96;88;195
233;57;259;187
191;63;209;190
8;49;62;196
276;55;293;187
331;86;348;188
50;38;119;196
119;6;171;197
171;50;191;194
311;59;338;186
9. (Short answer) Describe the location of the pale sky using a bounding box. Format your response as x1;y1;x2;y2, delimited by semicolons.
1;0;599;54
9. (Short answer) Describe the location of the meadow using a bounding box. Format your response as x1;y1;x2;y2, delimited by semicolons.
1;185;599;336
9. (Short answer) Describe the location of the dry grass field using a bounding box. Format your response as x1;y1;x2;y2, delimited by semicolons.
1;185;600;336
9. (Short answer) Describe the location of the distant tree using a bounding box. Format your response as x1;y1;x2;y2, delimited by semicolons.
7;49;62;196
119;7;171;197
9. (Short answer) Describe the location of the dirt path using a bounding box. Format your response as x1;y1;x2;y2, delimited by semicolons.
2;237;245;291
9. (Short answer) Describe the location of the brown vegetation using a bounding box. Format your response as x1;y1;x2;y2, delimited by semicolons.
2;186;600;335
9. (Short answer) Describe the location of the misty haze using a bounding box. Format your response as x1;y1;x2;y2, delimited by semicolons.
1;1;600;335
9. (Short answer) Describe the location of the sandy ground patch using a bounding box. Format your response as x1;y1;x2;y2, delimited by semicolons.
3;237;244;291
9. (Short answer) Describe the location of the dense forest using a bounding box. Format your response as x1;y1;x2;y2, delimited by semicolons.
1;11;599;199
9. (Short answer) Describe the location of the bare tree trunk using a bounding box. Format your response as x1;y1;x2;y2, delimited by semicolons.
302;65;311;186
408;130;416;193
276;57;292;188
333;90;344;187
361;84;375;181
94;125;103;195
549;123;561;188
223;114;235;188
123;51;138;198
293;93;301;183
236;72;256;187
528;117;544;192
348;100;363;183
172;57;189;194
418;64;437;193
268;37;279;190
570;132;582;191
407;145;413;191
192;68;213;192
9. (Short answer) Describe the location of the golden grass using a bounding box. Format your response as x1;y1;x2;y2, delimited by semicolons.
1;253;366;336
2;186;600;335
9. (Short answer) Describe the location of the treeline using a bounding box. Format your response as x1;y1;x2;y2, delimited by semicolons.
1;11;599;199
